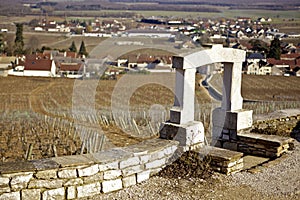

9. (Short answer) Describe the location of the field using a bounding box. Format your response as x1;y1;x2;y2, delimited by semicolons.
3;32;108;53
0;73;211;162
0;73;299;163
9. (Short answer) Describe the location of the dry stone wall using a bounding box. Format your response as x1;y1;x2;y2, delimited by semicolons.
217;132;295;158
0;139;179;200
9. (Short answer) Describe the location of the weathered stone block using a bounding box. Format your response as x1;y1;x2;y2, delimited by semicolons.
35;170;57;179
82;173;103;184
63;178;83;186
145;158;166;170
140;155;150;164
0;187;10;193
77;182;101;198
213;108;253;132
0;177;9;187
163;145;177;156
28;179;63;189
122;165;143;177
42;188;65;200
122;175;136;188
66;186;76;200
57;169;77;179
120;157;140;169
104;170;122;180
137;171;150;183
51;155;94;168
98;161;118;172
92;148;131;163
0;191;20;200
21;189;41;200
160;121;204;147
149;150;165;161
78;164;99;177
10;173;33;191
102;179;122;193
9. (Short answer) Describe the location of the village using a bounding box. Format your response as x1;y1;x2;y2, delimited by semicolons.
0;14;300;78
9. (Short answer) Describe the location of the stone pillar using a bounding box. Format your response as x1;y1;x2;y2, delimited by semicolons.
160;59;204;151
212;61;252;145
221;62;243;111
170;68;196;125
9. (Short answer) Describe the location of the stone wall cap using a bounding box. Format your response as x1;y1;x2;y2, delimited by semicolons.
238;132;293;146
30;159;60;171
51;154;95;167
91;148;132;163
0;161;36;174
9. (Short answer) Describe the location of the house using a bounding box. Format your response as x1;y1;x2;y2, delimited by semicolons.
34;27;44;31
58;63;84;78
119;54;172;70
266;58;296;75
9;55;56;77
246;53;272;75
281;53;300;60
0;56;15;77
126;29;173;38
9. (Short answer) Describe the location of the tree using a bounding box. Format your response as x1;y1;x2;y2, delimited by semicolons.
78;41;88;57
26;36;40;54
267;38;281;60
14;23;24;55
248;39;268;53
0;33;5;54
69;41;77;52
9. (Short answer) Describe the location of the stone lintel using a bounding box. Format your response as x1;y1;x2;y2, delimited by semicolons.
172;45;246;70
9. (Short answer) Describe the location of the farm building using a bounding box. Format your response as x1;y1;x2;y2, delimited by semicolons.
8;55;56;77
118;54;172;70
58;63;85;78
126;29;173;38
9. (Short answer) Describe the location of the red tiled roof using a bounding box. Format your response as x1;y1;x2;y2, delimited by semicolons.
281;53;300;60
60;63;83;71
25;59;53;71
137;55;156;63
66;52;77;58
267;58;295;66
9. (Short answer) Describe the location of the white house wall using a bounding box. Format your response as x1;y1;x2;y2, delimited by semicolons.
23;70;53;77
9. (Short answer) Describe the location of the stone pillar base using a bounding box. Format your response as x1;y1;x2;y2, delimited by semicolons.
159;121;204;150
212;108;253;143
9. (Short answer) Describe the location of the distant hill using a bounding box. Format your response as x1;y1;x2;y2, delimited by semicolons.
110;0;300;10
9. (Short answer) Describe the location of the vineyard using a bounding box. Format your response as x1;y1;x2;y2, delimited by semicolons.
0;73;299;162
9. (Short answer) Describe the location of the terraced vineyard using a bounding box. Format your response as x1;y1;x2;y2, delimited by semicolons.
0;73;299;162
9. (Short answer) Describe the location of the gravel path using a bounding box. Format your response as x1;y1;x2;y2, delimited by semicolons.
228;141;300;198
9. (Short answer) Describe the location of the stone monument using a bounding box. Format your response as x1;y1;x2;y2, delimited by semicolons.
160;45;253;149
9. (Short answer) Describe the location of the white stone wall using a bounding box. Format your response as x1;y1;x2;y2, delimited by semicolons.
0;139;179;200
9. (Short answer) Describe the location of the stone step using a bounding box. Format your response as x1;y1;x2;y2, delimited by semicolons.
242;155;269;170
193;146;244;175
217;132;295;158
